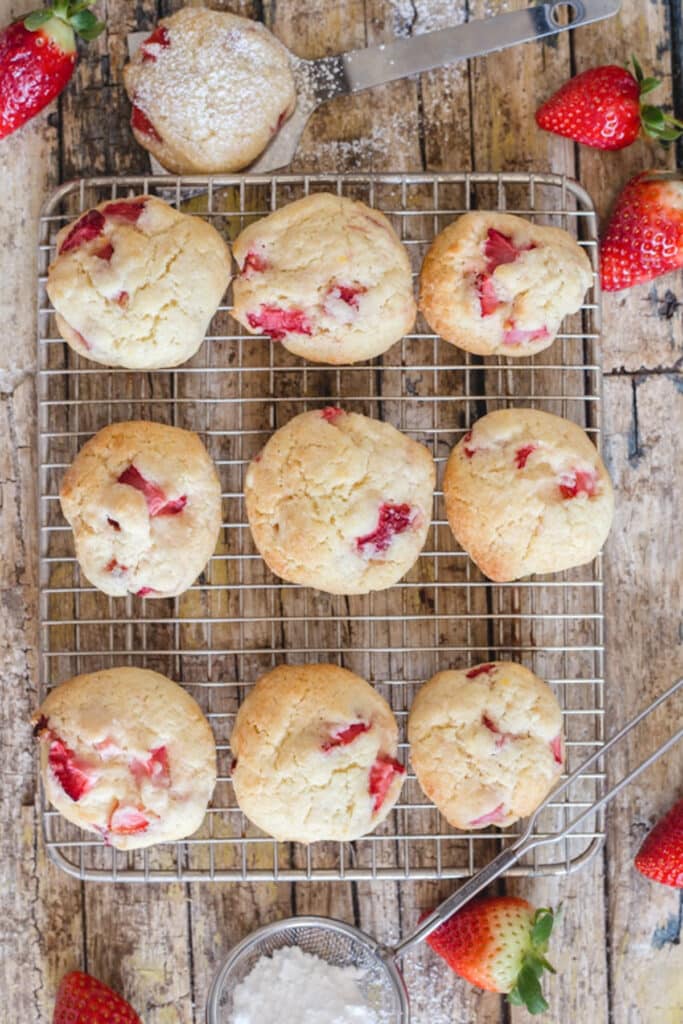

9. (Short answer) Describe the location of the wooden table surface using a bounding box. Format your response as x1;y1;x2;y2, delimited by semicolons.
1;1;682;1021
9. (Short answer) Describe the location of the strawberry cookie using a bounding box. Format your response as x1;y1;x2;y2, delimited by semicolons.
231;193;416;364
60;421;222;599
33;667;217;850
230;664;405;842
47;194;230;369
418;212;592;357
124;8;296;174
245;408;435;594
408;662;564;830
443;408;614;582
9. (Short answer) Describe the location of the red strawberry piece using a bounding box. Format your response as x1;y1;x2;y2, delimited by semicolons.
107;516;121;531
635;798;683;888
48;737;94;801
466;663;495;679
241;250;269;275
141;24;170;62
130;745;170;786
322;722;370;752
115;291;129;308
425;897;556;1013
369;754;405;813
321;406;344;422
356;503;416;555
475;273;502;317
59;210;105;254
102;198;148;223
104;558;127;576
484;228;534;274
95;242;113;261
470;802;507;826
246;304;312;341
503;323;549;347
482;716;515;750
108;802;149;835
0;4;103;142
131;103;162;142
549;734;564;766
600;173;683;292
53;971;141;1024
462;431;476;459
535;58;683;152
326;283;367;310
272;107;290;134
136;586;156;597
558;467;597;499
514;444;537;470
118;464;187;516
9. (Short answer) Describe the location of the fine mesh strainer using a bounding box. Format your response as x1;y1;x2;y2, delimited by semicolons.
206;678;682;1023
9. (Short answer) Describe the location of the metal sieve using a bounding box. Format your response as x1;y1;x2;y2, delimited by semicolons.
206;677;682;1023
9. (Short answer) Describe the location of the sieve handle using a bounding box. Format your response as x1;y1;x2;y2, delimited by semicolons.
393;676;683;959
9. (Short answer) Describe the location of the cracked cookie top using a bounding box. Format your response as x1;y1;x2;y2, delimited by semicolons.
47;195;231;369
443;408;614;582
419;211;593;357
60;420;222;599
244;408;436;595
230;664;405;843
231;192;416;365
408;662;564;830
34;667;217;851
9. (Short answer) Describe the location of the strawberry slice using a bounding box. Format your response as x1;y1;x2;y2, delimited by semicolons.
321;406;344;422
59;209;105;254
462;431;476;459
247;304;312;340
129;745;171;786
141;24;170;62
131;103;162;142
108;802;149;835
484;228;535;274
475;273;502;316
466;663;495;679
470;802;507;826
105;558;127;576
558;467;597;499
635;798;683;889
136;586;156;597
53;971;141;1024
325;283;367;312
503;324;550;347
48;737;93;801
0;6;104;142
356;503;416;556
117;465;187;516
95;242;114;261
482;716;514;750
102;198;148;223
241;250;269;275
549;734;564;766
514;444;537;470
322;722;370;752
369;754;405;813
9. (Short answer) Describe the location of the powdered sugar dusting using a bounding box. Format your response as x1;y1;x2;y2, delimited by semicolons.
229;946;379;1023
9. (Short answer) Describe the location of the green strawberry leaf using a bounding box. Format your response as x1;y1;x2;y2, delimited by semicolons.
531;908;555;948
23;10;54;30
639;77;661;96
642;105;666;128
69;9;104;39
631;55;644;82
511;965;549;1015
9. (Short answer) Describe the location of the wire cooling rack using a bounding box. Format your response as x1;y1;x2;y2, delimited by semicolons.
37;172;605;883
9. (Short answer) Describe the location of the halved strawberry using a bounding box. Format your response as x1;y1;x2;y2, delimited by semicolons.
0;1;104;141
369;754;405;813
118;464;187;516
53;971;141;1024
635;798;683;888
425;897;556;1014
356;503;416;556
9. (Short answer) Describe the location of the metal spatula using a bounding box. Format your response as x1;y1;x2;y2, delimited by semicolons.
128;0;621;176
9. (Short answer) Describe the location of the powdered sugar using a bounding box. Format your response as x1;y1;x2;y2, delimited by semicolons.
228;946;379;1024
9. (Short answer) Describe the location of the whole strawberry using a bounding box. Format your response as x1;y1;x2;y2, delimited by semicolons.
635;797;683;888
53;971;141;1023
536;57;683;150
600;172;683;291
0;1;104;140
425;896;556;1014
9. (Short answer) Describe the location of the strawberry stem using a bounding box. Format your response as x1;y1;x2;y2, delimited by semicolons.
507;907;556;1015
22;0;104;40
631;56;683;143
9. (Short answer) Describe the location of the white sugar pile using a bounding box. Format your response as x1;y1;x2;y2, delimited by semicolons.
229;946;379;1024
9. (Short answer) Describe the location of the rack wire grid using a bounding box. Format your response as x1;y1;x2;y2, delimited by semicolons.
37;171;606;883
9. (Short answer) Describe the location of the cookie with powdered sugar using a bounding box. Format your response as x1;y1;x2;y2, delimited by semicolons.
408;662;564;830
244;408;435;595
33;667;217;850
230;664;405;843
419;212;592;357
231;192;416;364
124;8;296;174
60;421;222;599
